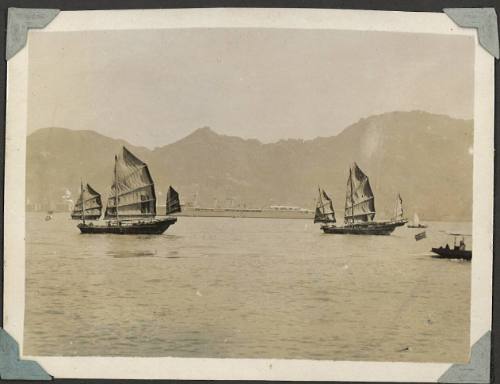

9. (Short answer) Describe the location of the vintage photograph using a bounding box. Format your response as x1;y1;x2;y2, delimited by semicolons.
3;7;495;382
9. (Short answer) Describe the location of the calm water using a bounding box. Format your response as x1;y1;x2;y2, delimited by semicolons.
25;213;471;362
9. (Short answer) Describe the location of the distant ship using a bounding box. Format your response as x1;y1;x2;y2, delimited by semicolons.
177;204;314;219
76;147;181;234
316;162;408;235
407;213;427;228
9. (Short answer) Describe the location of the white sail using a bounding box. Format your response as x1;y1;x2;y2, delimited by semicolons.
344;163;375;224
105;147;156;219
413;213;420;226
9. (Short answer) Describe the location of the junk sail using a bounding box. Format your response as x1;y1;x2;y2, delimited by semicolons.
393;193;404;221
344;162;375;224
104;147;156;219
166;186;181;215
314;188;336;223
71;183;102;220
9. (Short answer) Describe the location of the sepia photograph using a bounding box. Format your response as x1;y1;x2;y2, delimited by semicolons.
3;7;495;381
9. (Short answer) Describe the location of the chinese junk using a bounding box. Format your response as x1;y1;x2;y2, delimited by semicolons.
318;163;407;235
76;147;181;234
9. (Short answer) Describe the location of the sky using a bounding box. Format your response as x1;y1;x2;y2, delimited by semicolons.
28;28;474;149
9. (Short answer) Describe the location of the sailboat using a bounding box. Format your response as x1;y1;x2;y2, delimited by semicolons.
77;147;178;234
408;213;427;228
319;162;407;235
71;183;103;220
314;187;336;224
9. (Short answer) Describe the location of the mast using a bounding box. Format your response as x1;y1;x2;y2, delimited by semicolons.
394;195;398;220
81;181;85;225
114;155;119;221
399;194;403;221
318;186;324;213
349;167;354;226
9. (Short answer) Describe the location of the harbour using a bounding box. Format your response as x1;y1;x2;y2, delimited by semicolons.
25;213;471;361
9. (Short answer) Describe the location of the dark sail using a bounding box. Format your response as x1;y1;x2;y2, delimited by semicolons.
166;186;181;215
71;183;102;220
344;162;375;224
105;147;156;219
314;187;336;223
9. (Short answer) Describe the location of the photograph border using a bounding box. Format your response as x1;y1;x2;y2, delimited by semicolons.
2;5;496;382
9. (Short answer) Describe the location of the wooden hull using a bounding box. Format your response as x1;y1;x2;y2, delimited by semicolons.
78;217;177;235
321;220;407;235
431;247;471;261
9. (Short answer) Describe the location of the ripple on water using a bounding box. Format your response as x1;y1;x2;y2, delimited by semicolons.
25;215;472;362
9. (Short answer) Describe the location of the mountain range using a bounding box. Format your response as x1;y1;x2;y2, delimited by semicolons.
26;111;473;221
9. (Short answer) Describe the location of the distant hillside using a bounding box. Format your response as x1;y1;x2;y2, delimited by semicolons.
26;111;473;221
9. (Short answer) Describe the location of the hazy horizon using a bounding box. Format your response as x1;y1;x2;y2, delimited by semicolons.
28;28;474;148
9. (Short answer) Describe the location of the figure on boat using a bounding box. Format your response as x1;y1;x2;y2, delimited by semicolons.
431;233;471;260
76;146;181;235
317;162;408;235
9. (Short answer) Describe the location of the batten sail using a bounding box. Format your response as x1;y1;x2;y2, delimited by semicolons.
104;147;156;219
394;193;404;221
166;186;181;215
71;183;102;220
314;188;336;223
344;163;375;224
